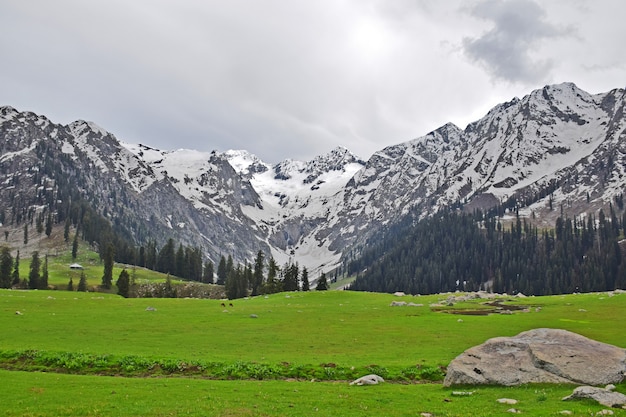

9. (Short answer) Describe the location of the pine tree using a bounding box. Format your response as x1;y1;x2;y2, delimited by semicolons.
282;262;299;291
263;256;281;294
0;246;13;288
36;214;44;235
225;266;238;299
64;218;71;242
77;272;88;292
252;250;264;296
226;255;234;277
202;260;214;284
28;251;41;289
217;256;227;285
101;243;115;289
139;246;146;268
187;247;203;282
145;240;157;270
316;272;328;291
40;254;49;289
23;223;28;245
45;212;53;237
116;269;130;298
175;244;185;278
301;267;310;291
12;250;20;286
225;264;247;299
244;262;253;294
67;276;74;291
72;233;79;259
157;238;176;274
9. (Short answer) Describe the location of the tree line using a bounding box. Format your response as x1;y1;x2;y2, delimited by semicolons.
0;243;328;299
219;250;327;300
348;202;626;296
0;249;50;290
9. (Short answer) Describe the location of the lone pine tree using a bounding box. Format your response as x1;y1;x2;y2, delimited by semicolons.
116;269;130;298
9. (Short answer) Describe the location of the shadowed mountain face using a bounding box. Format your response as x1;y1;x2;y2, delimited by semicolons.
1;83;625;273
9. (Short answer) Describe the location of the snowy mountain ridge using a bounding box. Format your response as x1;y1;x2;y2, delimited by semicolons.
1;82;625;276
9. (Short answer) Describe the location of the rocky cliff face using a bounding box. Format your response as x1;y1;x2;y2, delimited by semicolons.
1;83;625;273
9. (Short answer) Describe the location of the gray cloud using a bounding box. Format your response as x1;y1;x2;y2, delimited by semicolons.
1;1;624;163
462;0;573;84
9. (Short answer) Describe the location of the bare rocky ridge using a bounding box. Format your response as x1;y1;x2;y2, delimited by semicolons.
444;328;626;387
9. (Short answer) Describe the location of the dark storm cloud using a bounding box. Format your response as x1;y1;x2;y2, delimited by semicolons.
462;0;574;84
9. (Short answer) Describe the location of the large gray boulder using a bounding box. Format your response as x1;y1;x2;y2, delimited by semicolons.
444;328;626;387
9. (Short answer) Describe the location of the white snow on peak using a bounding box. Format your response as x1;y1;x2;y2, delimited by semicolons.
223;149;267;172
68;121;109;173
0;106;19;122
69;120;109;138
227;147;365;271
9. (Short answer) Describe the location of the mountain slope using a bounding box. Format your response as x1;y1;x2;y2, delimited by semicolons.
1;82;625;276
0;109;270;264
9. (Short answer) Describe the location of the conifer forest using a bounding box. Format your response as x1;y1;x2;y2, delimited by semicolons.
348;200;626;296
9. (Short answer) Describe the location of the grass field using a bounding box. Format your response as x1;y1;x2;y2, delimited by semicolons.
0;371;614;417
20;241;177;291
1;288;625;416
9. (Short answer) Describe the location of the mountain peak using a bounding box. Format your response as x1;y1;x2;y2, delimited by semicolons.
425;122;463;144
306;146;364;171
223;149;270;177
0;105;18;117
69;119;112;139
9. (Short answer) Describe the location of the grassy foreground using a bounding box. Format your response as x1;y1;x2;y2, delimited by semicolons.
1;370;615;417
1;288;625;416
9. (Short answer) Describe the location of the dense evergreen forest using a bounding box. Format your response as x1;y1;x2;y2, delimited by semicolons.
348;201;626;296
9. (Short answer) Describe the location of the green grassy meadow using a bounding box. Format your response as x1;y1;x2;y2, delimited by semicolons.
1;288;625;416
1;371;615;417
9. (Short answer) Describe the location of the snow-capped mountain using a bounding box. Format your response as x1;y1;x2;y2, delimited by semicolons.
1;82;625;275
337;83;625;232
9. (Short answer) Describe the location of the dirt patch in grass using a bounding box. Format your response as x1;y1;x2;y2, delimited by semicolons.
432;300;534;316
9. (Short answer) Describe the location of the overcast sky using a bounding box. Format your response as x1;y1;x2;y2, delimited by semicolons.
1;0;624;163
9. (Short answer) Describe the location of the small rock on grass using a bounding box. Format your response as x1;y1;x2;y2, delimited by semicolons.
451;391;474;396
497;398;518;405
563;386;626;408
349;374;384;386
